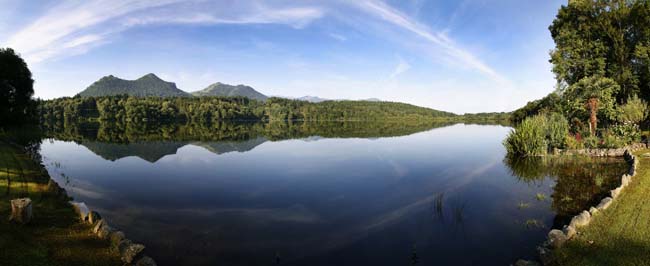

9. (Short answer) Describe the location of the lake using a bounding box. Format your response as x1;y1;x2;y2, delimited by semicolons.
36;122;627;266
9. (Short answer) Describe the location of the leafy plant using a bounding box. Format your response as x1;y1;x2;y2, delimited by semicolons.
504;115;548;156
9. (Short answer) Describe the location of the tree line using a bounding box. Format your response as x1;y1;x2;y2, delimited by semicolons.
38;95;459;124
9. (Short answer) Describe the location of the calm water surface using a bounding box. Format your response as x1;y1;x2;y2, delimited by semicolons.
38;123;626;266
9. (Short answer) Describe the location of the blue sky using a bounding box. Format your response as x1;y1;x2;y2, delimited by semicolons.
0;0;565;113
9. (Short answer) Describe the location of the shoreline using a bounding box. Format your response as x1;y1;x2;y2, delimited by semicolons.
516;143;647;266
0;140;155;266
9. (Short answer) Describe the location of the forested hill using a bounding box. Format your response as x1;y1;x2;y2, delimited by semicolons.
39;96;458;123
78;73;190;97
191;82;268;101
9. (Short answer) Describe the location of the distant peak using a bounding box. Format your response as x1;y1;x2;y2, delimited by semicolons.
139;73;162;80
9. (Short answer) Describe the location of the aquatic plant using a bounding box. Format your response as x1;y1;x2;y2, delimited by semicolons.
504;115;548;156
536;193;546;201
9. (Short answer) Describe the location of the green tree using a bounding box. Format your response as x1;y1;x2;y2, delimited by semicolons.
0;48;35;125
563;76;619;135
617;94;648;124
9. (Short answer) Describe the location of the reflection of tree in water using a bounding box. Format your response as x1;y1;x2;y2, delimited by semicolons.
41;120;456;144
504;155;628;227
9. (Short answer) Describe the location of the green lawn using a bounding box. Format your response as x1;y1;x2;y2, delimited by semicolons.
0;142;120;266
552;149;650;266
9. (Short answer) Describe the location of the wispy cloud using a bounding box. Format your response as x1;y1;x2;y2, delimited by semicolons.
4;0;325;64
328;33;347;42
389;56;411;79
350;0;509;85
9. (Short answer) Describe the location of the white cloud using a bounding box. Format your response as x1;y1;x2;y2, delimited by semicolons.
350;0;510;85
4;0;325;64
328;33;347;42
389;56;411;79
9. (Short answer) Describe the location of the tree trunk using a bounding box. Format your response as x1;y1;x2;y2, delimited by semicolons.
9;198;32;224
588;97;599;136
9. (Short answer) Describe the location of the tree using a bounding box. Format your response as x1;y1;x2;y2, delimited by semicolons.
0;48;35;125
617;94;648;124
563;76;620;135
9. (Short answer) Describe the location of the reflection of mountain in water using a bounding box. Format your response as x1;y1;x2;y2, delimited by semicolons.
42;120;468;162
82;141;187;163
80;137;269;163
192;137;268;155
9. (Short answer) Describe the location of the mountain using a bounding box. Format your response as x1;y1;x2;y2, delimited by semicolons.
297;96;329;103
78;73;189;97
191;82;268;101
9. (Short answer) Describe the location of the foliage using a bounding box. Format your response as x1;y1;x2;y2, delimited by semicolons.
39;96;458;124
0;48;36;126
546;112;570;150
617;94;648;124
504;115;548;156
549;1;650;102
563;76;620;133
510;93;562;124
583;135;600;149
565;134;584;150
610;123;641;145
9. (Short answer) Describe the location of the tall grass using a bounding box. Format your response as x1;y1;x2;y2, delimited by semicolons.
504;115;548;156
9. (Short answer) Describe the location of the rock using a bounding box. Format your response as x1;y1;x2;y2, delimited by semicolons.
88;211;102;224
547;229;568;249
119;239;145;264
537;246;552;265
563;225;577;239
9;198;33;224
569;211;591;228
611;187;622;199
97;225;113;239
109;231;126;248
515;259;541;266
589;206;599;215
135;256;157;266
93;219;106;234
69;201;90;221
596;197;613;210
621;174;631;187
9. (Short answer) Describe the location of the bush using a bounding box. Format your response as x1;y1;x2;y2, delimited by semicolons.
583;135;599;149
565;134;584;149
617;94;648;124
600;133;624;148
546;112;569;149
504;115;548;156
610;123;640;145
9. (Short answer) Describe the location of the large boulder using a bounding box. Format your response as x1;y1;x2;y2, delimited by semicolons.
9;198;32;224
611;187;622;199
88;211;102;224
563;225;577;239
109;231;126;249
69;201;90;221
547;229;568;249
119;239;146;264
92;219;106;234
135;256;157;266
596;197;613;211
569;211;591;228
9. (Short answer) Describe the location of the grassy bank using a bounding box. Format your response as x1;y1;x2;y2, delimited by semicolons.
0;142;120;266
551;149;650;265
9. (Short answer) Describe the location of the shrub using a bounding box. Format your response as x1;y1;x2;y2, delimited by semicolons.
617;94;648;124
600;132;624;148
504;115;548;156
565;134;584;149
583;135;600;149
611;123;640;145
546;112;569;149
